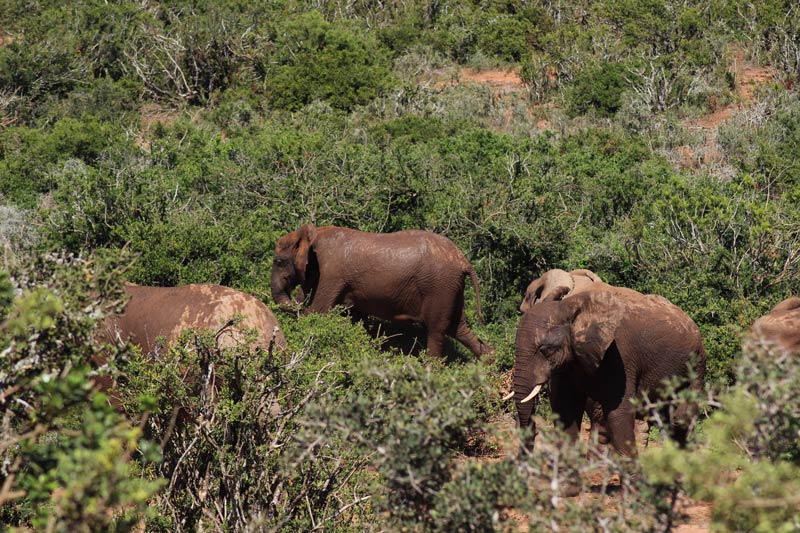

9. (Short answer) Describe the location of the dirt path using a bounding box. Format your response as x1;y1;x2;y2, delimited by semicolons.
458;68;525;94
442;47;776;146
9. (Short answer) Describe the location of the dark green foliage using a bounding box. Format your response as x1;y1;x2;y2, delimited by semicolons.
477;16;532;62
262;12;394;111
0;118;127;207
566;62;628;117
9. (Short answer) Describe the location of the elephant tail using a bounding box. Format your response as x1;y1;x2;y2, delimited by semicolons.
468;267;485;325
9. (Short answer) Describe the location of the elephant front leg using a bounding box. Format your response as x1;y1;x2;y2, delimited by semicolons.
549;377;585;443
550;377;585;497
304;282;346;314
605;401;637;457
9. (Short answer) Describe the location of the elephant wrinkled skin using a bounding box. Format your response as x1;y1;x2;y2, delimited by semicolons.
513;287;706;457
270;224;492;358
751;296;800;354
104;283;287;353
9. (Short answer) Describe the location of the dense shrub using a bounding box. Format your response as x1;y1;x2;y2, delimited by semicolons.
0;254;162;530
261;12;394;111
643;338;800;531
566;62;628;117
477;16;532;62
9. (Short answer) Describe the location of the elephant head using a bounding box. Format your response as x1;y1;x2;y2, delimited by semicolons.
270;224;317;311
513;298;617;433
519;268;602;313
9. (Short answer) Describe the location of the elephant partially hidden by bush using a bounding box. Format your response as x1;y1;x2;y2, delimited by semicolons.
751;297;800;354
513;286;706;457
270;224;492;358
519;268;602;313
104;283;287;353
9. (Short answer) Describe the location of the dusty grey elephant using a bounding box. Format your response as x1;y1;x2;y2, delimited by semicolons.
751;297;800;354
513;286;706;457
270;224;492;358
104;283;287;353
519;268;602;313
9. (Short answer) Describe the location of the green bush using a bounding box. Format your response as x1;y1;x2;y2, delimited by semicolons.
0;118;127;207
566;62;628;117
261;12;394;111
643;338;800;531
0;253;162;530
476;16;532;62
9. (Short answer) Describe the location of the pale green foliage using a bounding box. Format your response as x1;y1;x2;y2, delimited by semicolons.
642;339;800;531
0;254;162;530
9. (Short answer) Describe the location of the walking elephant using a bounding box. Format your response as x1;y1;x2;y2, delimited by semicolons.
513;286;706;457
270;224;492;358
751;297;800;354
519;268;602;313
104;283;287;353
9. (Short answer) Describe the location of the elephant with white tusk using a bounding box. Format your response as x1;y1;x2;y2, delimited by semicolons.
513;286;705;457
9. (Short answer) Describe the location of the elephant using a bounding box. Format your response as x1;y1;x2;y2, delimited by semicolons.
270;224;492;358
750;297;800;354
516;269;649;446
519;268;602;313
104;283;287;353
96;283;286;409
513;286;706;457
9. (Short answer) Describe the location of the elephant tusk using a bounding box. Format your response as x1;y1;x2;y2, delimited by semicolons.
501;391;515;401
519;384;542;404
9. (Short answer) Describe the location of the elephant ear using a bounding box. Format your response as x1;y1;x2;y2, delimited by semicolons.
295;224;317;283
571;269;602;283
520;281;542;311
568;296;620;374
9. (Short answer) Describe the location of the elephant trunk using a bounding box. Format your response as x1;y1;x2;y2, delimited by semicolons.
512;353;550;443
293;287;306;305
270;273;295;312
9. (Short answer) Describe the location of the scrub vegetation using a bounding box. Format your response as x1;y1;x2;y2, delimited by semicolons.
1;1;799;530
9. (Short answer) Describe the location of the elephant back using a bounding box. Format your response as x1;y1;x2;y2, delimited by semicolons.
106;284;287;353
751;296;800;355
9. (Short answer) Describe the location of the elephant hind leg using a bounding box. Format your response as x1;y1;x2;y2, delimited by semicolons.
453;319;492;358
446;297;492;358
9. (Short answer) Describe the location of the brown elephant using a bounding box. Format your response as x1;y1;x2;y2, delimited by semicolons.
519;268;602;313
516;269;650;446
513;286;706;457
751;297;800;354
104;283;287;353
270;224;492;358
